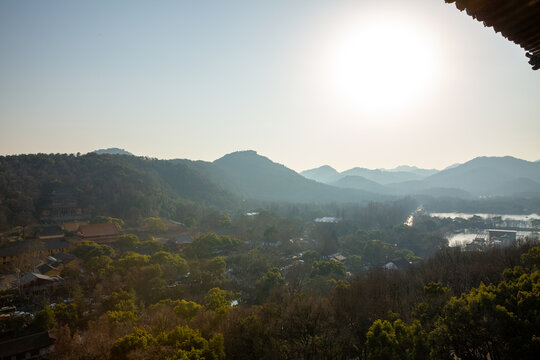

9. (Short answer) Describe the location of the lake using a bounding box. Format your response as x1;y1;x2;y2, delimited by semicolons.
429;212;540;247
430;212;540;222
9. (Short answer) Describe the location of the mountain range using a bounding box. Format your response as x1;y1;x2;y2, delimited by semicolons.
1;150;539;229
49;149;540;200
301;156;540;198
171;151;389;204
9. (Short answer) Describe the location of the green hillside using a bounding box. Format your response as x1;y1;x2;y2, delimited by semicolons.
0;153;238;229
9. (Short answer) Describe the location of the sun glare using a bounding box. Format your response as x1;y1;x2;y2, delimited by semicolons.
328;17;437;114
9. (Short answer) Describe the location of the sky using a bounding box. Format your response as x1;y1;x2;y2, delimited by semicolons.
1;0;539;172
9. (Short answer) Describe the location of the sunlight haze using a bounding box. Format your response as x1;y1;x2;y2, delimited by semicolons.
1;0;539;171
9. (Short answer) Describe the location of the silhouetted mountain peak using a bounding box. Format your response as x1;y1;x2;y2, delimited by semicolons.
449;156;536;173
214;150;268;163
93;147;133;156
422;155;540;196
300;165;340;183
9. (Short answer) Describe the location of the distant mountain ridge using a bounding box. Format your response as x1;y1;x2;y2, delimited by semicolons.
418;156;540;196
387;165;439;177
93;148;133;156
173;151;389;203
301;164;437;185
1;151;538;231
300;165;340;183
301;156;540;197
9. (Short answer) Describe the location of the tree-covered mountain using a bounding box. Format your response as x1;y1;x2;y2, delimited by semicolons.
0;151;394;230
301;165;435;185
2;152;539;231
300;165;341;183
418;156;540;196
329;175;388;194
341;167;424;184
177;151;389;203
0;153;238;229
93;148;134;156
303;156;540;198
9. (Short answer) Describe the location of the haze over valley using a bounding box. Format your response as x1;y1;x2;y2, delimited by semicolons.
1;1;539;359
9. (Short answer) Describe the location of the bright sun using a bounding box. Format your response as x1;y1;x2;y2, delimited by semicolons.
328;17;436;114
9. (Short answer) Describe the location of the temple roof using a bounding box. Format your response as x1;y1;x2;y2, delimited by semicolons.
445;0;540;69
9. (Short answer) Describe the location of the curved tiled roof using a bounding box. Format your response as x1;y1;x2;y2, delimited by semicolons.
445;0;540;70
78;222;120;237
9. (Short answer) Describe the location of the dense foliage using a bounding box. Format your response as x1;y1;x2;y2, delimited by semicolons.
0;153;238;229
1;157;538;360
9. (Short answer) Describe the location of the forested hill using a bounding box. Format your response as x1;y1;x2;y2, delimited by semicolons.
0;151;391;230
173;150;390;203
0;153;238;229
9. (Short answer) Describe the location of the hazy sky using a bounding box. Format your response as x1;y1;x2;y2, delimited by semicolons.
1;0;539;172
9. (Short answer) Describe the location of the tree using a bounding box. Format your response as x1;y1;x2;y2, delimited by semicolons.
204;287;239;315
189;233;241;258
363;240;394;266
157;325;225;360
72;241;115;261
112;325;225;360
218;213;232;228
110;329;154;360
347;255;363;273
33;304;56;331
205;256;226;283
311;260;346;279
91;216;124;230
263;226;279;244
144;217;167;233
174;300;202;321
102;289;137;312
138;237;163;254
116;251;150;270
302;249;320;264
151;251;189;278
53;303;78;330
366;319;399;360
366;319;428;360
115;234;139;252
87;255;113;273
255;267;284;302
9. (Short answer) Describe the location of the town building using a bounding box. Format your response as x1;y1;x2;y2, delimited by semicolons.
37;225;64;240
77;222;121;243
18;272;63;295
0;239;69;266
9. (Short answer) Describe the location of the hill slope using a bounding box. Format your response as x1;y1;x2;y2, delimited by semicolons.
175;151;390;203
300;165;341;183
0;154;238;228
301;164;436;185
420;156;540;196
329;175;388;194
341;167;423;184
210;151;389;203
